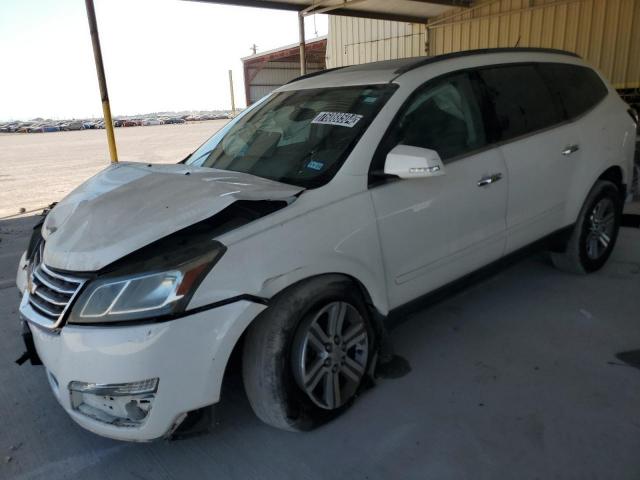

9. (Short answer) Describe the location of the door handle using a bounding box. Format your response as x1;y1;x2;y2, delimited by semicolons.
477;173;503;187
562;144;580;156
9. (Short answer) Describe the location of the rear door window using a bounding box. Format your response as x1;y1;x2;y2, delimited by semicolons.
538;63;608;119
478;64;564;141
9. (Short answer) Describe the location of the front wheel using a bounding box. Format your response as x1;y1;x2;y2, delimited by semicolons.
242;276;374;431
551;180;622;274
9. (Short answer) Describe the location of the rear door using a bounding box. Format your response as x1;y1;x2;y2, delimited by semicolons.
478;64;580;253
369;71;508;308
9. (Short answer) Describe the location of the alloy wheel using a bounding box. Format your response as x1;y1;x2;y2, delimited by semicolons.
585;197;616;260
292;301;369;410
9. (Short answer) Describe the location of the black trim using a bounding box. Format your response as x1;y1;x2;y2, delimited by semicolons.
67;294;270;328
383;224;575;330
393;48;581;76
288;50;581;88
15;322;42;366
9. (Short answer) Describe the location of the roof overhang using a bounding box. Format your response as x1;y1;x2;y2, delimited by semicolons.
185;0;471;23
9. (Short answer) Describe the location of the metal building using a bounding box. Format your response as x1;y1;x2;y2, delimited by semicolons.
327;0;640;99
242;36;327;105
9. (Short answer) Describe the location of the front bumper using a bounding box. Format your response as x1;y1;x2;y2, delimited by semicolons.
24;300;266;441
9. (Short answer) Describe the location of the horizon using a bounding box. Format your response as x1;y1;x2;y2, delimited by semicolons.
0;0;327;122
3;108;240;124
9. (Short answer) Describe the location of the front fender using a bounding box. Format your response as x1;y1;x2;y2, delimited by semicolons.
189;190;390;315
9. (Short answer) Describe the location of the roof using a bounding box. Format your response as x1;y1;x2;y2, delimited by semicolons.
185;0;471;23
241;36;326;62
279;48;582;90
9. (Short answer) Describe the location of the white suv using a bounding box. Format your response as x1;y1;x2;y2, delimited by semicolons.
16;49;637;441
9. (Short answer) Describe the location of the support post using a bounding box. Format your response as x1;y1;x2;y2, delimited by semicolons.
85;0;118;163
228;69;236;115
298;13;307;75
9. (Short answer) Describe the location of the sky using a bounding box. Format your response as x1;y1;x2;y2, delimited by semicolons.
0;0;328;121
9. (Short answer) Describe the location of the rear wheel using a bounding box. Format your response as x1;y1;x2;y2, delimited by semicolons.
551;180;622;274
242;276;374;431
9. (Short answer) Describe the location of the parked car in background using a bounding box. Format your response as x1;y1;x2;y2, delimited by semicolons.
0;122;20;133
62;121;84;131
163;117;185;124
142;118;163;126
15;49;636;442
26;124;43;133
16;122;34;133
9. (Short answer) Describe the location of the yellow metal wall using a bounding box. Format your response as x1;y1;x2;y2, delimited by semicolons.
326;16;428;67
326;0;640;89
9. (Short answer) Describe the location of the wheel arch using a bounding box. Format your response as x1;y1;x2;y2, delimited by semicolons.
597;165;626;199
567;165;627;226
217;272;387;404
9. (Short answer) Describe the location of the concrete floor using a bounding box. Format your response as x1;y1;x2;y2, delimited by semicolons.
1;211;639;480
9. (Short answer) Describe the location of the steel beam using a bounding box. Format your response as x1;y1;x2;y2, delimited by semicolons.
298;13;307;75
85;0;118;163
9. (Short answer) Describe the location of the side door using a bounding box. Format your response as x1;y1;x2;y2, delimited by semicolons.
477;64;581;253
369;71;509;309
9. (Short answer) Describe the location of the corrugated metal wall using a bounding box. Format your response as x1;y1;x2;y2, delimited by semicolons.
247;61;324;104
327;0;640;89
326;16;428;66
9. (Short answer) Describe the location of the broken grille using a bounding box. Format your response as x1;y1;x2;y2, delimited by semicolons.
27;245;86;327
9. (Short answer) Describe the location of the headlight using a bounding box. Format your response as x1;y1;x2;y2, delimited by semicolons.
68;241;225;325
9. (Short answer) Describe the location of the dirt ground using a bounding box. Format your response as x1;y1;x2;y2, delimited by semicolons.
0;121;227;218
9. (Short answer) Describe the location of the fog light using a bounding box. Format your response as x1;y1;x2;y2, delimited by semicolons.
69;378;158;396
69;378;158;427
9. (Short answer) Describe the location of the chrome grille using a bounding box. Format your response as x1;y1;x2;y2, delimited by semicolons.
25;244;87;329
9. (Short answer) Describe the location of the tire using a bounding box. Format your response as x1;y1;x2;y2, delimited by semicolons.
242;275;375;431
551;180;622;274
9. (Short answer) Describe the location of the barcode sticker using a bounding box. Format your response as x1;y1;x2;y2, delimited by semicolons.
311;112;363;128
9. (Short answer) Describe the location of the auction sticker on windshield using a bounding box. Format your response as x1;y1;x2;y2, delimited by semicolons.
312;112;363;128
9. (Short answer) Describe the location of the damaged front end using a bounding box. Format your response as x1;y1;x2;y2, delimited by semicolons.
15;164;300;438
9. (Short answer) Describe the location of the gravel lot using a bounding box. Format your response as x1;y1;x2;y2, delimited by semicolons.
0;121;227;218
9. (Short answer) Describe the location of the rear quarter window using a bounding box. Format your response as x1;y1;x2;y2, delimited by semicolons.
538;63;608;119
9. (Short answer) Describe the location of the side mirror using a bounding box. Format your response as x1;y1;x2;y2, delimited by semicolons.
383;145;446;179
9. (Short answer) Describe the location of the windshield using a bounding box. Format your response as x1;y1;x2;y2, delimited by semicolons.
185;84;397;188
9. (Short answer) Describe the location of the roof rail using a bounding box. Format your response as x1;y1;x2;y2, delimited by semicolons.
393;48;581;75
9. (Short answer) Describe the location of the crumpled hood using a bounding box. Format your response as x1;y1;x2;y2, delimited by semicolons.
42;162;302;271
